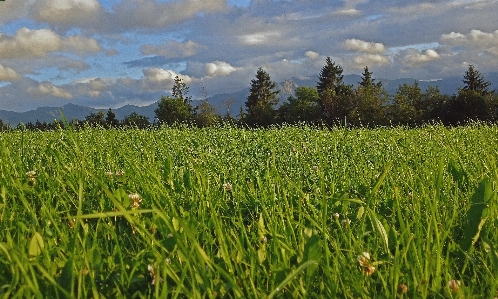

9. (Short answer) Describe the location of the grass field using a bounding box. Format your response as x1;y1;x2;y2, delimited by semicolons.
0;124;497;298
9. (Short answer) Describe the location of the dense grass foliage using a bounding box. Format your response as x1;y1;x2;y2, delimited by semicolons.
0;124;497;298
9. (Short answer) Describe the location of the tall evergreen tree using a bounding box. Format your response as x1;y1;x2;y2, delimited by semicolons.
105;108;119;127
462;65;494;96
316;57;354;124
446;65;495;124
350;66;388;127
245;68;280;127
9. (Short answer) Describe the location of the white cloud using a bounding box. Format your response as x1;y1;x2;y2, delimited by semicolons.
0;28;101;59
344;39;386;53
141;40;204;58
240;31;281;45
205;61;237;76
110;0;226;31
334;8;361;16
33;0;101;24
62;35;102;54
441;29;498;56
305;50;320;60
29;82;73;99
0;65;21;81
352;54;390;69
142;68;193;92
399;49;440;67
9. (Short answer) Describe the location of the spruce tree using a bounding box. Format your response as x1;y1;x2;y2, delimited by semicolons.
316;57;354;124
462;65;494;96
245;68;279;127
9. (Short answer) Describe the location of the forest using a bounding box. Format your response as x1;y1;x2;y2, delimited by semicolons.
3;58;496;131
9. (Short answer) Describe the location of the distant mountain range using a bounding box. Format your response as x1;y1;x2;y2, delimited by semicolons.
1;72;497;126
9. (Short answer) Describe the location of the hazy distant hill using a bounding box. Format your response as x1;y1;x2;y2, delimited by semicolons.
1;72;496;125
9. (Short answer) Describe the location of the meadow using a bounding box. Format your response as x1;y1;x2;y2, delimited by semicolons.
0;124;497;298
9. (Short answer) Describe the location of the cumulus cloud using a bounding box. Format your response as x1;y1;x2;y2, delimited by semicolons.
29;82;73;99
0;0;32;24
142;68;193;91
344;39;386;53
240;31;281;45
110;0;226;31
71;77;109;98
205;61;237;76
32;0;102;25
334;8;362;16
0;28;101;59
399;49;440;67
141;40;204;58
0;65;21;81
305;50;320;60
441;29;498;56
352;54;390;69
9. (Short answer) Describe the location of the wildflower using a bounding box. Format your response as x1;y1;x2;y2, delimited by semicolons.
260;236;268;244
26;170;36;183
312;165;318;171
333;212;340;220
165;258;171;264
448;280;461;293
69;218;76;229
341;218;351;228
397;283;408;295
129;193;142;209
105;171;114;176
357;252;375;276
116;170;125;177
148;264;157;285
223;182;232;192
408;191;413;198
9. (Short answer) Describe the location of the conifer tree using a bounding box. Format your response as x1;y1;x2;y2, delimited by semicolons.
245;68;280;127
316;57;354;124
462;65;494;96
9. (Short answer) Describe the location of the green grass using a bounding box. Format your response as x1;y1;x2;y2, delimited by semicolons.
0;124;497;298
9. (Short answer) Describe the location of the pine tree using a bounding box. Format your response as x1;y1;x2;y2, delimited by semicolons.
462;65;494;96
105;108;119;128
350;66;388;127
245;68;280;127
316;57;354;124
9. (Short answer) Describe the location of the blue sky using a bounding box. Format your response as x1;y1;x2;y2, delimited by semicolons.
0;0;497;111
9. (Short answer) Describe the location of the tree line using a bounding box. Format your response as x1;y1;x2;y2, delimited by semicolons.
2;57;496;131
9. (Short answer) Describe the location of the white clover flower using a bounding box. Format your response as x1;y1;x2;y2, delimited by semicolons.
357;252;371;267
129;193;142;209
341;218;351;227
358;252;375;276
223;182;232;192
129;193;142;202
26;170;36;182
448;280;461;293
